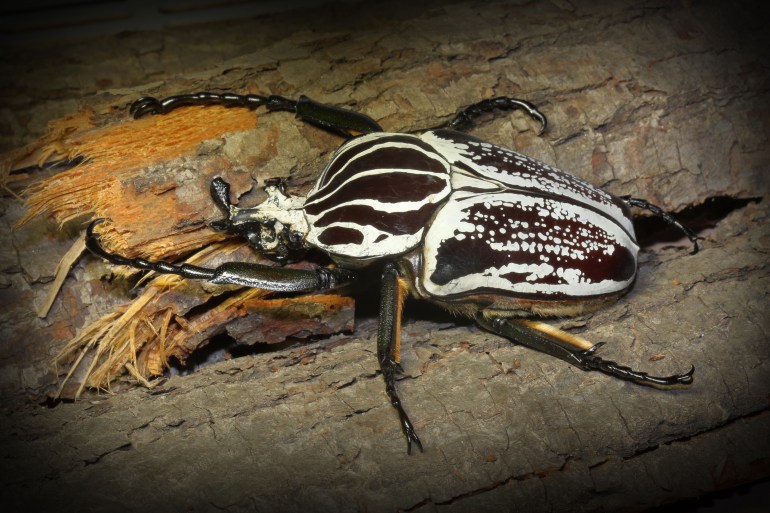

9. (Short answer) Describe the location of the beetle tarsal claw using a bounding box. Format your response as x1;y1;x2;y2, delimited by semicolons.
478;317;694;389
129;96;163;118
575;347;695;388
404;425;423;455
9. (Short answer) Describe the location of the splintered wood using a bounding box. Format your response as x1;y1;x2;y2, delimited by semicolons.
15;105;259;257
55;268;354;399
11;104;355;399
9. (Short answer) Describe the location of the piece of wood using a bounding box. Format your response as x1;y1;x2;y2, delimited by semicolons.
1;1;768;512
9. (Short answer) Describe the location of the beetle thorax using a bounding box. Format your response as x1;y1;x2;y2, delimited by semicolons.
302;132;453;262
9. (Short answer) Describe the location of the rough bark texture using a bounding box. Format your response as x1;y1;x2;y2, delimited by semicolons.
1;1;769;512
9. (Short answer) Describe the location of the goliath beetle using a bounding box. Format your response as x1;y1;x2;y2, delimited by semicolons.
86;92;698;453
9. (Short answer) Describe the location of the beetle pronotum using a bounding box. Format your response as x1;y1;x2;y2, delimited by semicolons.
87;92;697;453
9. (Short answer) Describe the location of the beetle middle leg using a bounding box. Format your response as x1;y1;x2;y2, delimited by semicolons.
476;315;694;388
378;262;423;454
445;96;548;135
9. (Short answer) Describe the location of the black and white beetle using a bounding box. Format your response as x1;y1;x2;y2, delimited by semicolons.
86;92;698;453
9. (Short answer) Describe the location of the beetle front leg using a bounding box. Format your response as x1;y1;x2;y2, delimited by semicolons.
130;92;298;118
86;219;356;292
476;316;694;388
130;91;382;138
293;96;383;137
378;262;423;454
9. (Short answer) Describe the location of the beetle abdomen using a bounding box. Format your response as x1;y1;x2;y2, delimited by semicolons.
421;191;638;299
305;133;452;261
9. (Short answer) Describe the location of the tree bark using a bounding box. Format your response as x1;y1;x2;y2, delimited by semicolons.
1;1;768;512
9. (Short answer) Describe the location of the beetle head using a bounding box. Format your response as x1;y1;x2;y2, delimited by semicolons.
210;177;309;263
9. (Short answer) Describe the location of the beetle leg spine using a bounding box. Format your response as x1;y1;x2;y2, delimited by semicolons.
517;319;594;351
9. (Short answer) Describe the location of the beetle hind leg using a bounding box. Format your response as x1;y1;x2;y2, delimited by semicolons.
622;196;700;254
476;316;694;388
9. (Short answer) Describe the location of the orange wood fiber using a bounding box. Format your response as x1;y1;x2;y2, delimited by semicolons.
19;106;257;255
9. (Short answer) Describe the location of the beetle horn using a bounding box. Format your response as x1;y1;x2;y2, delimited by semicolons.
207;177;309;262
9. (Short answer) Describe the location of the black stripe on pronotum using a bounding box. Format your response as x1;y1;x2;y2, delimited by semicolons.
88;92;698;453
